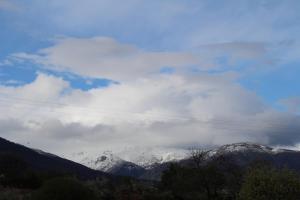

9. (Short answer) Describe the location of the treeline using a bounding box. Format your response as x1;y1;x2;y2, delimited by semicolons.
160;158;300;199
1;152;300;200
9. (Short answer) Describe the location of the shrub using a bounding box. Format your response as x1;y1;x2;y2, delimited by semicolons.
31;177;96;200
239;166;300;200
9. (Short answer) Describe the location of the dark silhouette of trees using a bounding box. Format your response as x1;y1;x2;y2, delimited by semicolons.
161;149;246;200
2;147;300;200
0;153;41;189
239;165;300;200
161;158;231;199
31;177;97;200
189;148;207;168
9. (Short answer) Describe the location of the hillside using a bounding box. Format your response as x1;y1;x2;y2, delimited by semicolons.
0;137;107;180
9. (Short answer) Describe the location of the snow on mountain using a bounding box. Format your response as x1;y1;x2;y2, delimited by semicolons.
70;147;188;172
70;143;295;173
116;146;188;169
70;151;125;172
207;142;293;157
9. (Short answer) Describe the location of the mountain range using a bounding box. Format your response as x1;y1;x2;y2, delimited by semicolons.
70;142;300;180
2;136;300;181
70;147;188;178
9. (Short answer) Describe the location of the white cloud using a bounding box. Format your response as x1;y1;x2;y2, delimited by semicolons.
11;36;288;82
0;72;300;158
13;37;199;81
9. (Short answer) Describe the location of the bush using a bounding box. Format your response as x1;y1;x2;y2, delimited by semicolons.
239;166;300;200
31;177;96;200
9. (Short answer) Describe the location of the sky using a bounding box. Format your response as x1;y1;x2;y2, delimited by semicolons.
0;0;300;157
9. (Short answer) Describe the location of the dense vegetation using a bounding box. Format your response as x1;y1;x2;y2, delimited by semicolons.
1;152;300;200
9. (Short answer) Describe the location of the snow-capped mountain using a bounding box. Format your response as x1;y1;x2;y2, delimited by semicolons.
142;142;300;180
115;146;188;169
70;147;188;173
71;151;125;172
70;143;292;174
69;142;300;180
207;142;292;157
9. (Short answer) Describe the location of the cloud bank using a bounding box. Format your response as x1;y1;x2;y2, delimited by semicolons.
1;72;300;158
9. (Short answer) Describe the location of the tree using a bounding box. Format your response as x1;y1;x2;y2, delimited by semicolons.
161;162;226;200
189;148;207;168
239;166;300;200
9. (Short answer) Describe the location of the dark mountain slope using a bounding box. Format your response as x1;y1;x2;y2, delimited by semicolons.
0;137;107;179
107;160;146;177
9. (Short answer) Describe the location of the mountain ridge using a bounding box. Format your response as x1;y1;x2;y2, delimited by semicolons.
2;136;300;181
73;142;300;180
71;147;188;173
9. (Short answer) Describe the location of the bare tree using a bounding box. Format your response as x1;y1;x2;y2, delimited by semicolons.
189;148;208;168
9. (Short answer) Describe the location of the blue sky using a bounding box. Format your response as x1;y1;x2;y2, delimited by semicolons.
1;0;299;107
0;0;300;155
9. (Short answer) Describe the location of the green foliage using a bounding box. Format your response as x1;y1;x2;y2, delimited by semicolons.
31;177;97;200
239;166;300;200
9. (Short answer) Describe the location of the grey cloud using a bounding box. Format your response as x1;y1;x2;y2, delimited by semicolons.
262;113;300;146
37;120;116;141
0;119;29;136
1;107;300;158
198;42;267;60
279;97;300;114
